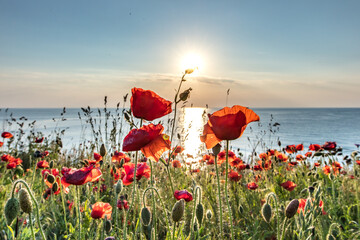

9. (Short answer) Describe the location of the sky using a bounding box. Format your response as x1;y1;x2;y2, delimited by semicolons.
1;0;360;108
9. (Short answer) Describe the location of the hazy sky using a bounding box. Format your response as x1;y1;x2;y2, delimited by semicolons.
1;0;360;108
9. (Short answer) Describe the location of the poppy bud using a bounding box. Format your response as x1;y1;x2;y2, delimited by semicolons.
119;158;125;168
19;189;33;214
206;209;213;220
308;186;315;194
172;199;185;222
104;219;112;233
285;199;299;218
196;203;204;225
4;198;20;225
49;160;54;168
52;182;59;192
47;174;56;184
179;88;192;102
100;144;107;157
329;173;335;181
115;181;123;195
212;143;222;156
261;203;272;223
34;150;42;158
193;220;198;232
141;207;152;226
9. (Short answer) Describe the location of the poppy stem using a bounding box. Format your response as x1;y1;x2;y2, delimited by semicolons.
190;186;201;238
149;160;157;239
58;176;68;233
123;150;139;240
225;140;235;239
166;165;175;194
266;192;279;240
29;212;35;240
11;180;47;240
77;186;82;240
214;154;223;238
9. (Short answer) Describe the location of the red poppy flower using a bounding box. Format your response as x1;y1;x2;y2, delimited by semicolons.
237;163;247;171
305;152;312;158
110;167;122;182
202;154;215;165
200;105;260;149
174;190;193;202
253;165;263;171
323;165;331;175
91;202;112;220
35;137;44;143
314;162;320;167
41;151;49;158
1;154;14;162
276;152;288;162
112;151;130;163
191;168;200;173
280;181;297;191
322;142;336;150
309;144;322;151
247;182;259;190
122;162;150;185
230;157;243;167
94;152;102;161
0;141;3;147
228;170;242;182
259;153;268;160
298;198;326;215
130;87;172;121
1;132;13;138
174;146;184;154
285;145;296;154
6;157;22;169
42;168;60;179
61;165;102;187
122;124;171;162
289;161;298;166
172;160;182;168
37;160;49;169
356;160;360;166
331;161;342;175
296;154;304;161
117;199;129;210
267;149;277;156
217;150;236;165
296;144;304;151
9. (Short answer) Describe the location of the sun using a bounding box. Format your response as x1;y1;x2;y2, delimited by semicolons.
181;53;204;74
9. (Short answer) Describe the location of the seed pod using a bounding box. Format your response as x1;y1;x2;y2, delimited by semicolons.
100;144;107;157
206;209;213;220
52;182;59;193
115;181;123;195
285;199;299;218
212;144;222;156
47;174;56;184
4;198;20;225
261;203;272;223
196;203;204;225
19;189;33;214
104;219;112;233
172;199;185;222
179;88;192;102
141;207;152;226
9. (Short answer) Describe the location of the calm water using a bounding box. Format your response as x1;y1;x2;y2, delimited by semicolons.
1;108;359;158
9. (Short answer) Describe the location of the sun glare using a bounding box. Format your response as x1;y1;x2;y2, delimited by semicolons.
181;53;203;74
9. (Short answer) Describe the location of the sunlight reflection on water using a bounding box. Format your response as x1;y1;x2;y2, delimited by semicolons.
179;107;207;164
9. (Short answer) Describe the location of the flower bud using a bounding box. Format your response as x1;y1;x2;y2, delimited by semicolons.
104;219;112;233
193;220;198;232
52;182;59;193
261;203;272;223
19;189;33;214
49;160;54;168
179;88;192;102
212;144;222;156
47;174;56;184
141;207;152;226
206;209;213;220
196;203;204;225
100;144;107;157
185;68;194;74
119;158;125;168
285;199;299;218
4;198;20;225
115;181;123;195
172;199;185;222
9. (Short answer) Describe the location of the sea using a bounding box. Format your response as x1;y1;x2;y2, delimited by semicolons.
1;108;359;161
